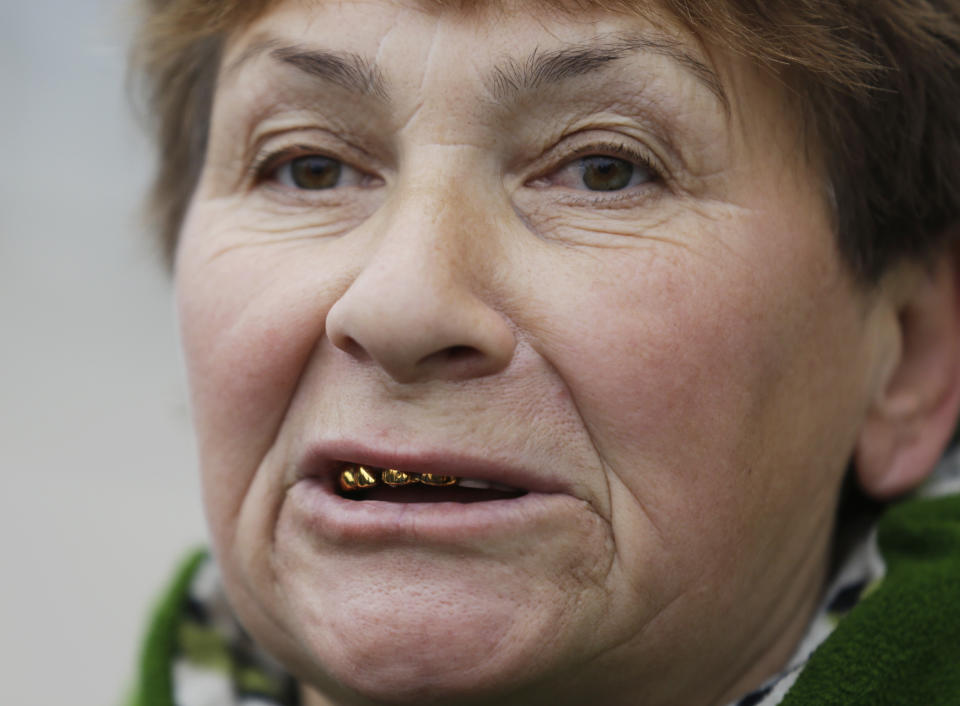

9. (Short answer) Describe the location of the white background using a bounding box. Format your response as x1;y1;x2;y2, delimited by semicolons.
1;1;207;703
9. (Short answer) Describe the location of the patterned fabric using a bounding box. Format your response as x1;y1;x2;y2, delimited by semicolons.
157;449;960;706
171;559;299;706
730;518;885;705
731;450;960;706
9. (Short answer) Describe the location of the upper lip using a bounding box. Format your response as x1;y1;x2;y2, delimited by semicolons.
294;441;570;496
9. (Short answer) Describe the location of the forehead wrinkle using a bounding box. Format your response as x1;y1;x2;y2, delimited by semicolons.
222;18;727;117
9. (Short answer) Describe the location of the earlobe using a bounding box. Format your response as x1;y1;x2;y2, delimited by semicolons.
855;246;960;500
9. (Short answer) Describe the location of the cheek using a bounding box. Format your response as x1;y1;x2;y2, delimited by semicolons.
546;267;764;557
580;280;781;464
539;244;773;448
175;226;341;538
540;213;869;569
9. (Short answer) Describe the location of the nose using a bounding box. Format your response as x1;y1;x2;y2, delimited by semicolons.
325;194;517;384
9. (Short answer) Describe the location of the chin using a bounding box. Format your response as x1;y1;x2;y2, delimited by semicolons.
304;652;532;706
285;576;567;700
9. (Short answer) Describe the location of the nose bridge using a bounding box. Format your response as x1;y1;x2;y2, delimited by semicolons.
401;143;502;269
362;160;495;314
390;171;483;283
324;156;516;382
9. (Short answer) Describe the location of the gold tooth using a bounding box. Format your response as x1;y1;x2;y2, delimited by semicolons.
355;465;379;488
382;468;417;486
339;464;380;491
419;473;459;487
339;468;360;491
340;466;463;491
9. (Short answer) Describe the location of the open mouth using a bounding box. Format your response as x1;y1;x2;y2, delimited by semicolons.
335;462;528;503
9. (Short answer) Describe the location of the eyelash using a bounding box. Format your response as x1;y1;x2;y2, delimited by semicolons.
250;144;302;182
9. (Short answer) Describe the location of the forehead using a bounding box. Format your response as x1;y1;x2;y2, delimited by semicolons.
222;0;704;63
226;0;678;27
220;0;732;115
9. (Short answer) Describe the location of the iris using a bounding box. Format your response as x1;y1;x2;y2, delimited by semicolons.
580;156;636;191
289;155;342;189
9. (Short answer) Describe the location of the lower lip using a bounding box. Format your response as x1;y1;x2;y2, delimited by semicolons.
286;477;580;543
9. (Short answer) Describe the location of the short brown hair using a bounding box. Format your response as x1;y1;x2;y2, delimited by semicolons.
131;0;960;280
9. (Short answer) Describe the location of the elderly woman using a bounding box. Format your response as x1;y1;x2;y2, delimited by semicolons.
127;0;960;704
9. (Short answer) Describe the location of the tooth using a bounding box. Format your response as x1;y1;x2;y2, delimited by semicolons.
382;468;417;486
419;473;459;487
339;468;360;491
339;464;379;491
355;465;379;488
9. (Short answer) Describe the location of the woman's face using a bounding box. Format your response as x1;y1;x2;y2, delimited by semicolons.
177;1;896;704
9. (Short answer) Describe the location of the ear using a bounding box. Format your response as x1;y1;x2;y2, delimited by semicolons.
855;244;960;500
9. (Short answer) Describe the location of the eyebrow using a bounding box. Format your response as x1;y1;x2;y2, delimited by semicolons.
488;35;728;109
225;34;727;111
225;39;389;101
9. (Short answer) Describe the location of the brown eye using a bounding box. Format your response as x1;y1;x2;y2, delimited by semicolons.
580;156;636;191
287;155;342;189
535;149;659;194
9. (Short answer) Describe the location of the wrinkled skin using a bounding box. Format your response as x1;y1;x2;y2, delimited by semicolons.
176;1;904;704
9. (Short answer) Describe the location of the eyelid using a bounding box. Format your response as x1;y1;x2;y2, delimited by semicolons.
250;144;341;183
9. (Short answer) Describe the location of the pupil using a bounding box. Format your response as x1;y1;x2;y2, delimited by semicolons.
581;156;634;191
291;156;341;189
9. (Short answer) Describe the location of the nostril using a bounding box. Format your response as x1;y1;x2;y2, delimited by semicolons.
414;344;489;377
442;345;479;362
332;333;368;360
